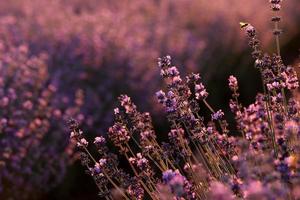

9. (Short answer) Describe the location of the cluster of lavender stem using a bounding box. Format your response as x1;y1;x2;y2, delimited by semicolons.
69;1;300;199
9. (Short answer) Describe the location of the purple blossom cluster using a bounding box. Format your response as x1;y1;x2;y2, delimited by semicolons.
0;44;82;199
70;1;300;199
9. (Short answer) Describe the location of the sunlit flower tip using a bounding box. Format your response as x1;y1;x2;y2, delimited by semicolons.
168;128;185;140
195;83;208;100
228;75;238;91
195;73;201;79
167;91;175;98
108;123;131;145
99;158;107;166
118;95;136;114
156;90;167;104
172;76;182;85
158;55;171;68
281;67;299;90
144;145;154;151
271;4;281;11
207;126;213;134
245;24;256;37
136;155;149;168
211;110;224;121
229;99;238;112
232;155;239;161
114;108;120;115
187;73;201;83
254;59;263;68
70;131;76;138
140;131;151;140
160;69;167;76
77;138;88;147
94;163;101;173
167;66;180;77
128;157;136;164
119;95;130;106
94;136;106;144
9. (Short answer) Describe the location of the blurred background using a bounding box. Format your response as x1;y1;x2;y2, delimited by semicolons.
0;0;299;199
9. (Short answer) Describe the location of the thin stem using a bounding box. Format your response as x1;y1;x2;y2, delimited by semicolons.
203;99;215;113
233;93;246;138
203;99;227;134
266;92;278;156
125;142;136;158
83;146;97;163
274;21;281;56
103;171;131;200
273;16;288;113
124;153;158;200
82;147;130;200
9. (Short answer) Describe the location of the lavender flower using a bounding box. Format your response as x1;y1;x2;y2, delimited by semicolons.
156;90;167;104
119;95;137;115
77;138;89;148
211;109;225;121
228;75;238;91
281;66;299;90
195;83;208;100
108;123;130;148
162;169;194;198
245;25;256;38
94;136;106;145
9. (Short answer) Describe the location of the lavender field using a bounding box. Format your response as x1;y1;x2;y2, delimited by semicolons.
1;0;300;199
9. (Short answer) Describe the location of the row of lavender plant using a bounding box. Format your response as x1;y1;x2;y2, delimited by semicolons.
4;1;300;199
1;1;299;199
69;1;300;199
1;0;300;133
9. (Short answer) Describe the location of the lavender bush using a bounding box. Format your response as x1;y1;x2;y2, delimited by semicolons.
1;0;300;133
0;43;83;199
69;1;300;199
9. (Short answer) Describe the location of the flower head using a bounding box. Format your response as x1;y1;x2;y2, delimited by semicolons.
211;110;224;121
228;75;238;91
195;83;208;100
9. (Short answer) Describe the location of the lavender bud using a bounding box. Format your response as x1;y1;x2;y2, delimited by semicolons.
195;83;208;100
228;75;238;91
245;25;256;38
211;110;224;121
